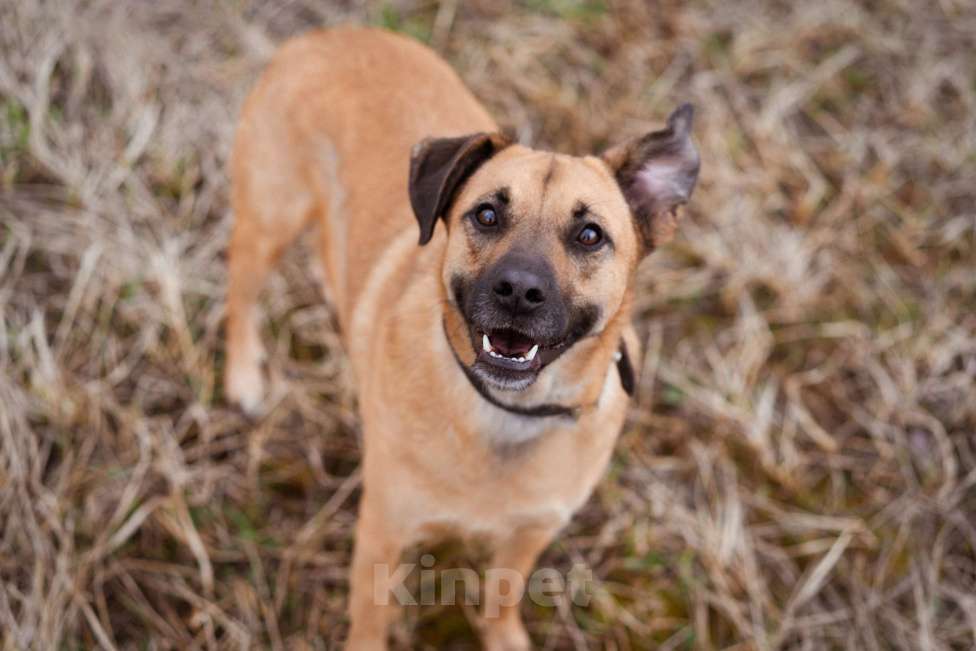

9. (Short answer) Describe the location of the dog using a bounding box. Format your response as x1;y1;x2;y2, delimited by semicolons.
225;26;699;650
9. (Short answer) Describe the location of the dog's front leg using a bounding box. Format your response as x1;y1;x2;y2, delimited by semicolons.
345;499;405;650
481;525;559;651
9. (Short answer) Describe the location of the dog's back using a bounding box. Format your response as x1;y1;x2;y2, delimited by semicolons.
225;28;496;409
230;27;495;328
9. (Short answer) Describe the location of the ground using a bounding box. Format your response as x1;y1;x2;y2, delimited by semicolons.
1;0;975;649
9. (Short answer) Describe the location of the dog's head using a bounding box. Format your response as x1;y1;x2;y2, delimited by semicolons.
409;105;699;392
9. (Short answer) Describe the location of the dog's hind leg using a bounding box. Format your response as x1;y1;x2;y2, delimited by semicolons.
224;130;317;414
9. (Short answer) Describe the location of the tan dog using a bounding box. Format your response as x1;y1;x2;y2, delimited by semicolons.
225;27;699;650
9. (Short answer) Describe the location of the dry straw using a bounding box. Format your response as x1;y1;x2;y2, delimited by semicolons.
1;0;974;649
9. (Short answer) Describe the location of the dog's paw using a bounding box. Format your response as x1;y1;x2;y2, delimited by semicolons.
481;620;531;651
344;631;390;651
225;355;267;417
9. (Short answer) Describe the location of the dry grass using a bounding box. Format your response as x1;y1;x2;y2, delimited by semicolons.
2;0;975;649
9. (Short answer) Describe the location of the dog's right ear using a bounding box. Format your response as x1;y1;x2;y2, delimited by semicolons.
409;132;511;245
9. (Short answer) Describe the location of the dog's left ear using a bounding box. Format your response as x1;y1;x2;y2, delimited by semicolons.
409;132;511;245
602;104;700;252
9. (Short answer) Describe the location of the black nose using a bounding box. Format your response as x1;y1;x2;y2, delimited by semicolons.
493;268;547;313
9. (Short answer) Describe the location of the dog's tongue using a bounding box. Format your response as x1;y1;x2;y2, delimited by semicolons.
492;329;534;356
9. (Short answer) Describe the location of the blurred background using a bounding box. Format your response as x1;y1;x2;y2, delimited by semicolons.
1;1;974;649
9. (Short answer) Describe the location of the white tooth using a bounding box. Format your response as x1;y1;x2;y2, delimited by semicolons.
526;344;539;361
482;334;491;352
516;357;525;363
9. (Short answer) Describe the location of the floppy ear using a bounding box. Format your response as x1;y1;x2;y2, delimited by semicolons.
602;104;700;252
409;132;511;245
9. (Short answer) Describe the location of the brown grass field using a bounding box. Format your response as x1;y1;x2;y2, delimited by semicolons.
2;0;975;649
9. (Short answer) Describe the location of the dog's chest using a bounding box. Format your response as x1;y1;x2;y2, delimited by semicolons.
394;420;619;541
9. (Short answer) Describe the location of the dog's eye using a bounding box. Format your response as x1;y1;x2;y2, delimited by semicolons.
576;224;603;247
475;206;498;228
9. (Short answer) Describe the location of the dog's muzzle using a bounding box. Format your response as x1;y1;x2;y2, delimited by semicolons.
453;252;595;392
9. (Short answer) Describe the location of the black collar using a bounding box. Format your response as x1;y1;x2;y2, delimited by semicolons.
444;323;635;420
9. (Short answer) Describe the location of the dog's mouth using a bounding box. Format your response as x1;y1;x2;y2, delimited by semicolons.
479;327;543;368
469;326;571;391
